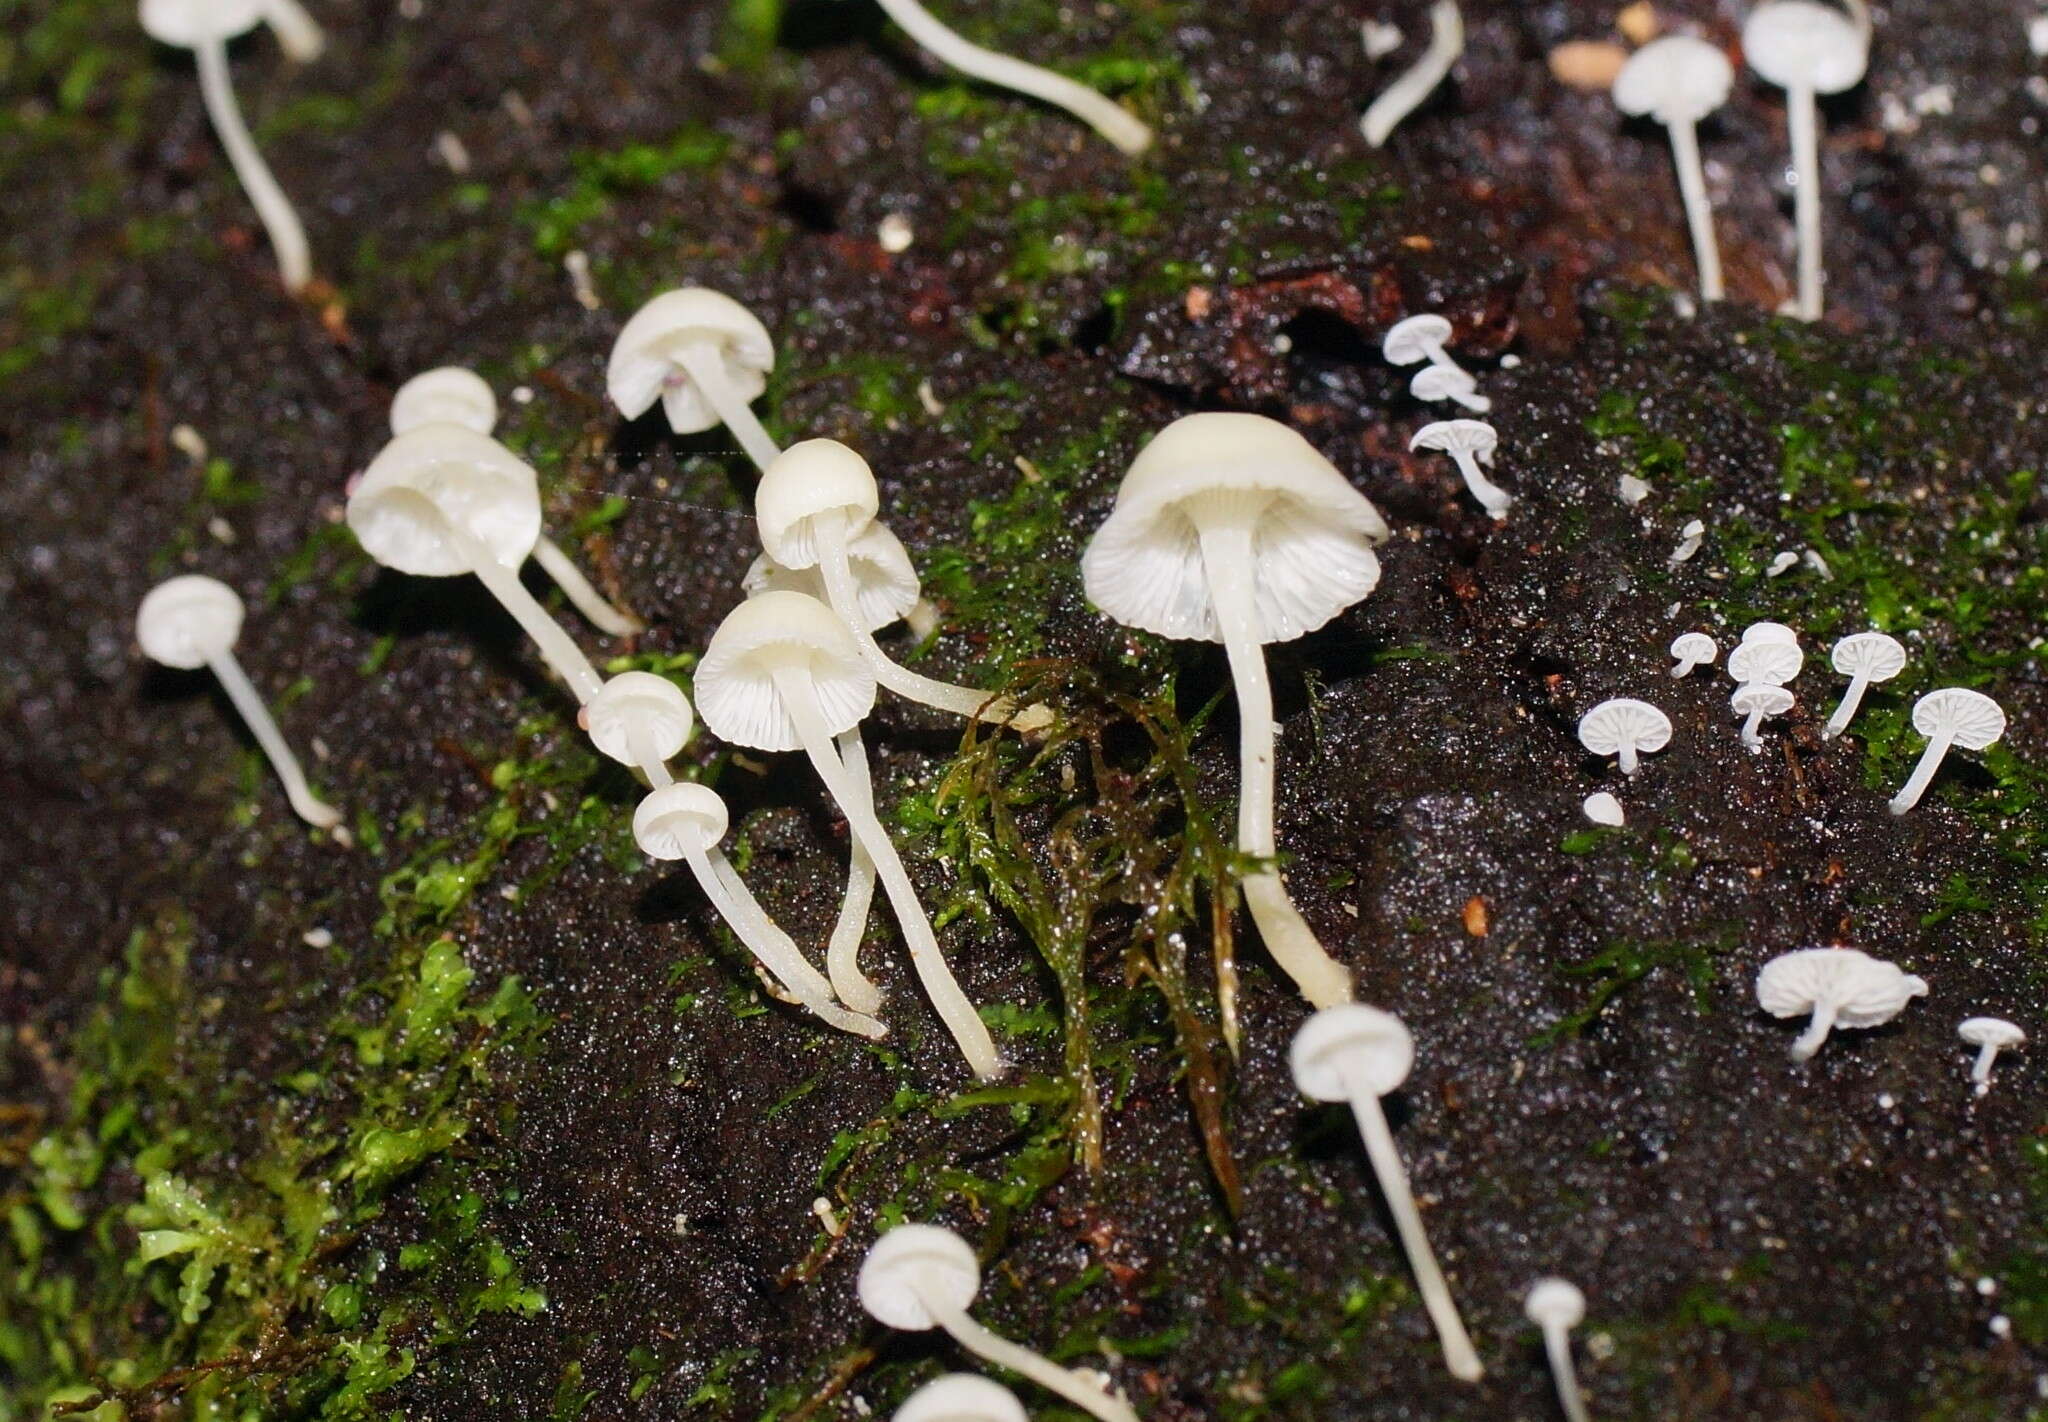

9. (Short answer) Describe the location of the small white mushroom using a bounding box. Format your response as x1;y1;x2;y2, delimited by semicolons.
607;288;780;471
1290;1004;1483;1382
1578;698;1673;777
585;672;694;782
1727;637;1804;687
137;575;340;828
859;1226;1138;1422
1741;620;1800;646
1730;682;1795;751
1668;519;1706;564
1361;0;1465;146
1822;631;1906;739
1888;688;2007;815
1668;632;1718;678
1613;35;1735;301
1524;1278;1592;1422
1582;792;1626;827
743;523;922;636
894;1375;1027;1422
1408;362;1492;414
1958;1017;2026;1095
1756;947;1926;1061
1382;314;1476;384
1411;420;1511;518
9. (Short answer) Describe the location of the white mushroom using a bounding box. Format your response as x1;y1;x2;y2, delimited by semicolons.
1577;699;1673;777
1410;420;1511;518
1582;792;1626;827
1408;363;1491;414
894;1375;1028;1422
743;522;922;636
1741;621;1800;646
1822;631;1906;740
1743;1;1872;321
1668;632;1718;678
607;289;779;471
1382;314;1475;383
585;672;694;781
137;575;340;829
1730;682;1795;751
1290;1005;1483;1382
1726;637;1804;687
694;591;1000;1079
1958;1017;2026;1095
1888;688;2007;815
872;0;1152;155
859;1225;1139;1422
1361;0;1465;146
1524;1278;1592;1422
1082;414;1390;1009
1755;947;1927;1061
1613;36;1735;301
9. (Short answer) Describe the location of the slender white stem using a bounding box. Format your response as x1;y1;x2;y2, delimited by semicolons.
259;0;326;62
530;534;644;637
1787;83;1823;322
1667;117;1723;303
1346;1088;1484;1382
1889;729;1955;815
626;721;673;789
207;650;340;828
1450;450;1512;518
1790;997;1839;1062
828;729;886;1015
773;666;1002;1080
872;0;1153;156
1543;1324;1592;1422
924;1297;1139;1422
194;37;312;292
1823;669;1873;740
440;519;605;705
1972;1044;1999;1086
1741;707;1766;750
1360;0;1464;147
673;341;782;472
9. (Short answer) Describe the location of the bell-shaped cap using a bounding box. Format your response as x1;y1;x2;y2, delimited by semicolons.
743;522;920;633
137;574;244;669
1743;1;1870;95
347;426;543;577
633;782;730;861
1614;34;1735;124
1756;947;1926;1027
141;0;264;47
390;367;498;437
894;1375;1029;1422
754;439;881;569
1524;1278;1587;1330
1082;413;1390;646
694;590;877;753
857;1224;981;1332
1741;621;1800;646
587;672;694;767
607;288;774;433
1289;1003;1415;1103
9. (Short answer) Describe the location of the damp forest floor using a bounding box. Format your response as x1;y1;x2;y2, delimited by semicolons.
5;0;2048;1418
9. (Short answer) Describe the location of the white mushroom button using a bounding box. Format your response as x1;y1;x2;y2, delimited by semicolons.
606;288;780;471
1361;0;1466;146
1613;35;1735;302
1582;792;1626;827
585;672;694;783
1578;699;1673;777
137;575;340;829
1755;947;1927;1062
1888;689;2006;815
1524;1278;1592;1422
1958;1017;2026;1095
858;1225;1139;1422
1411;419;1512;518
893;1375;1028;1422
1730;683;1795;751
1668;632;1718;678
1822;631;1906;740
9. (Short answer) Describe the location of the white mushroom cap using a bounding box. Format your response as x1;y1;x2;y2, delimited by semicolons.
1382;314;1454;366
1524;1278;1586;1330
1671;632;1718;666
694;590;877;753
1913;688;2007;750
742;523;920;633
1582;792;1626;827
857;1224;981;1332
1577;698;1674;764
1081;413;1390;645
390;366;498;438
1959;1017;2026;1051
586;672;695;767
1742;1;1870;95
1730;682;1795;717
632;782;730;861
754;438;881;569
347;425;542;577
1289;1003;1415;1102
1410;418;1498;459
606;288;775;433
894;1376;1029;1422
1408;363;1489;410
1831;631;1906;681
137;574;244;670
1727;639;1804;686
1613;34;1735;124
1741;621;1800;646
1756;947;1927;1029
140;0;264;46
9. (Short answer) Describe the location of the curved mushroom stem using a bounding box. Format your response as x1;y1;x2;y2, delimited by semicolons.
1740;706;1768;751
259;0;327;62
1360;0;1464;147
1343;1081;1485;1382
871;0;1154;156
1669;655;1699;678
1196;513;1355;1009
1787;82;1824;322
1823;669;1875;741
827;729;886;1015
921;1295;1139;1422
671;340;782;473
194;36;312;293
1790;997;1839;1062
530;534;645;637
1971;1042;2002;1088
772;665;1003;1080
816;513;1051;733
1666;116;1724;303
205;650;341;829
1448;450;1512;518
1889;728;1956;815
1540;1319;1592;1422
438;517;605;704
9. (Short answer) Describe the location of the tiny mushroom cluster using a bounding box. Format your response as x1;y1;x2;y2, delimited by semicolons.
1382;314;1491;413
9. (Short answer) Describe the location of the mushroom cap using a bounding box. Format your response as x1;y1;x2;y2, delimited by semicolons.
137;574;244;669
754;439;882;569
1756;947;1928;1028
390;367;498;438
1582;791;1626;827
858;1224;981;1332
347;426;542;577
1740;621;1800;646
1912;688;2007;751
1727;639;1804;686
140;0;265;46
1081;413;1390;645
1742;0;1870;94
1408;363;1483;404
606;287;775;433
1577;698;1674;757
1671;631;1719;663
1830;631;1906;681
893;1376;1029;1422
587;672;695;767
632;782;729;861
1613;34;1735;123
1381;313;1454;366
1289;1003;1415;1103
1729;682;1796;717
693;590;877;753
1523;1277;1587;1330
1958;1017;2025;1050
743;523;920;633
1410;418;1499;460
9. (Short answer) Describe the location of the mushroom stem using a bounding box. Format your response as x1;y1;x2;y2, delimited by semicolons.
1197;514;1355;1009
1786;82;1824;321
828;728;887;1015
871;0;1154;156
439;516;605;704
530;534;645;637
1617;742;1641;777
771;665;1003;1080
1741;705;1767;751
1540;1319;1592;1422
205;649;340;829
1361;0;1464;147
672;340;782;472
921;1296;1139;1422
1888;728;1955;815
1823;668;1875;740
1447;450;1512;518
1790;996;1838;1061
194;35;312;293
1666;116;1724;302
259;0;326;61
1971;1042;2001;1087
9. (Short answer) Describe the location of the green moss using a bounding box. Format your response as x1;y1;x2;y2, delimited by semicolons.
519;127;734;260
